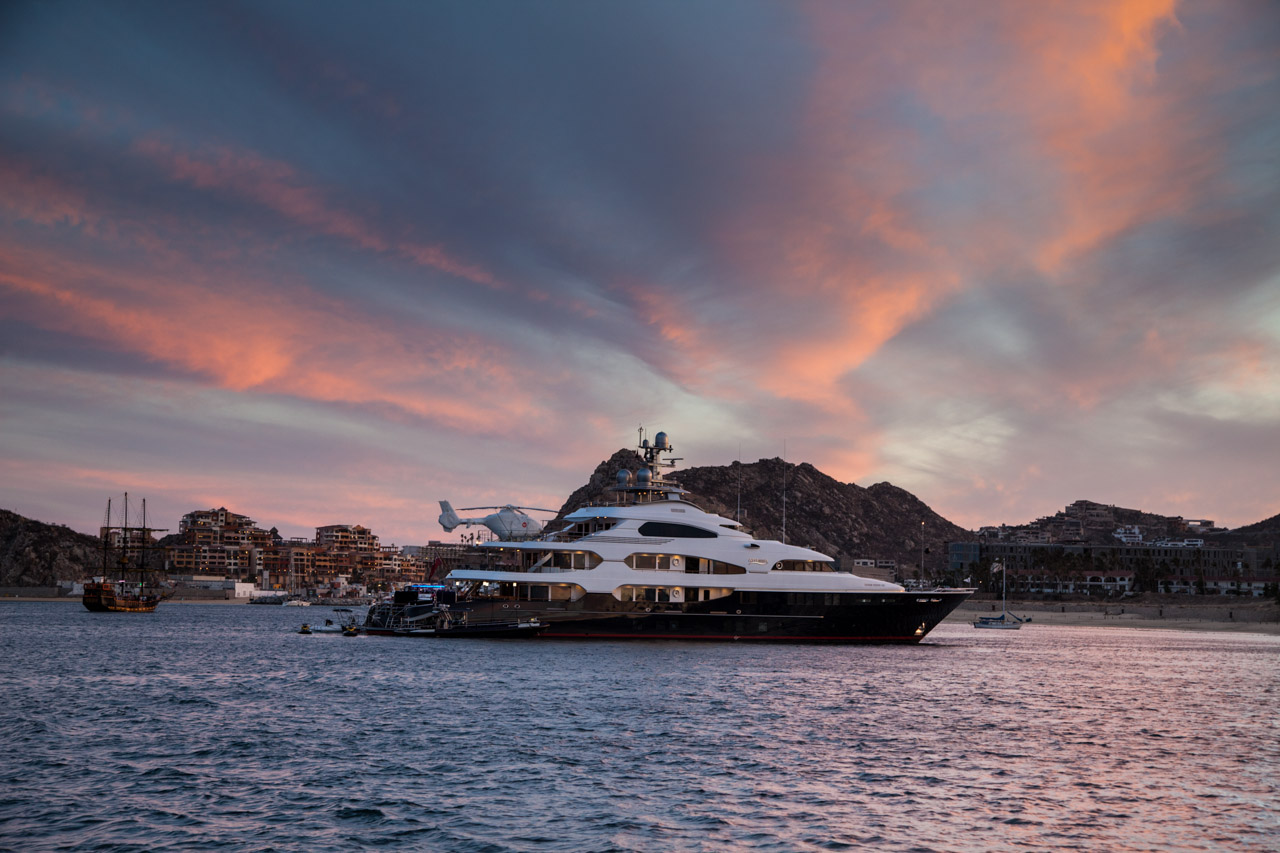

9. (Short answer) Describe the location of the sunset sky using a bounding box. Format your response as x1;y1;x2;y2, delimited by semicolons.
3;1;1278;545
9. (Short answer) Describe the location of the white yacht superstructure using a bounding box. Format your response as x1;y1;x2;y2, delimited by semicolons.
427;431;973;642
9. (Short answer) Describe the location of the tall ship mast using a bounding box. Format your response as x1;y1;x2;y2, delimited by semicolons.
368;429;974;641
82;493;170;613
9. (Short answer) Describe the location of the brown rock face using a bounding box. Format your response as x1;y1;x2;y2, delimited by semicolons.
0;509;102;586
555;451;970;577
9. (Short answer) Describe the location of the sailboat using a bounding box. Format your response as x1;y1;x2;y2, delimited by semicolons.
283;562;309;605
972;561;1029;629
83;494;170;613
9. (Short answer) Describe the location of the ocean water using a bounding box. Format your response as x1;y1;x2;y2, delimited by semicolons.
0;602;1276;852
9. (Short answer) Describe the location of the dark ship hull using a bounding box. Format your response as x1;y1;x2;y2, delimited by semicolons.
371;588;970;643
510;590;969;642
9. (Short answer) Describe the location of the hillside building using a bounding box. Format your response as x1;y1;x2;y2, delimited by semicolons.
168;507;275;579
164;510;457;595
947;540;1279;597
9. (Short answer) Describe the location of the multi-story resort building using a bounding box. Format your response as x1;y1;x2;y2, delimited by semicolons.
315;524;380;551
948;539;1279;597
943;499;1274;597
165;508;474;596
168;508;276;580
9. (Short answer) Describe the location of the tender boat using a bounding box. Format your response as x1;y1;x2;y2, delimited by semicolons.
364;585;447;635
298;623;312;634
430;430;973;643
308;610;361;634
365;586;544;637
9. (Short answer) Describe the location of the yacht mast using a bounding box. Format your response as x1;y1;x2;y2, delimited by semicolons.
736;442;742;523
781;440;787;545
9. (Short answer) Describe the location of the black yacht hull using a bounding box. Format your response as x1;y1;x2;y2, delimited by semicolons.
456;589;972;643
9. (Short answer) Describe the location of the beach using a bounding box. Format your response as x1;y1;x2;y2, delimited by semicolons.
948;598;1280;635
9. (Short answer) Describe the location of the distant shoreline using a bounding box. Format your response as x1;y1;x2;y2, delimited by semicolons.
948;599;1280;635
0;595;315;606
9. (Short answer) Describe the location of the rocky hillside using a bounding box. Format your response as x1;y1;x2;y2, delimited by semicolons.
556;450;971;578
1206;511;1280;547
0;509;103;586
1225;511;1280;536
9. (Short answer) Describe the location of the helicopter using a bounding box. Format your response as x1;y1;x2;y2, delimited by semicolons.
437;501;557;541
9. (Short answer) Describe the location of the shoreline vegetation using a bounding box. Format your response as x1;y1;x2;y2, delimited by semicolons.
4;591;1277;635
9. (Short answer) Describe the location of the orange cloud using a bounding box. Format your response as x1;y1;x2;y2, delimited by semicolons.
0;241;540;434
713;1;1191;420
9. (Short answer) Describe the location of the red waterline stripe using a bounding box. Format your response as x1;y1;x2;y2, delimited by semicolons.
540;632;921;641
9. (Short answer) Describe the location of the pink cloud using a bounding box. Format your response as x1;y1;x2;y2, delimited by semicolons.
0;159;92;227
131;136;504;288
698;2;1204;421
0;240;544;435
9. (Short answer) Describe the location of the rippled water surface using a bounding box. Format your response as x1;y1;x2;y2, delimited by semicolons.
1;602;1277;852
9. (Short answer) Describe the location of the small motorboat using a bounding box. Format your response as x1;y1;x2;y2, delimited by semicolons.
297;623;312;634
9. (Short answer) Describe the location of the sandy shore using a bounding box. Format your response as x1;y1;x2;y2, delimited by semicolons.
947;600;1280;635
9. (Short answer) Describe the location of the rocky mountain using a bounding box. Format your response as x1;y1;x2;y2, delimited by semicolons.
0;509;102;587
1204;511;1280;547
555;450;971;578
1229;512;1280;536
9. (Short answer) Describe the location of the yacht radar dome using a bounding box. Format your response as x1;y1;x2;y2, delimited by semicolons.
654;431;670;450
616;469;632;487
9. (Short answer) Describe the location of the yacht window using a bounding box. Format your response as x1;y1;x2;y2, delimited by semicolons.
613;585;674;603
625;554;682;571
554;519;619;541
637;522;717;539
626;555;745;574
520;550;601;571
772;560;835;572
